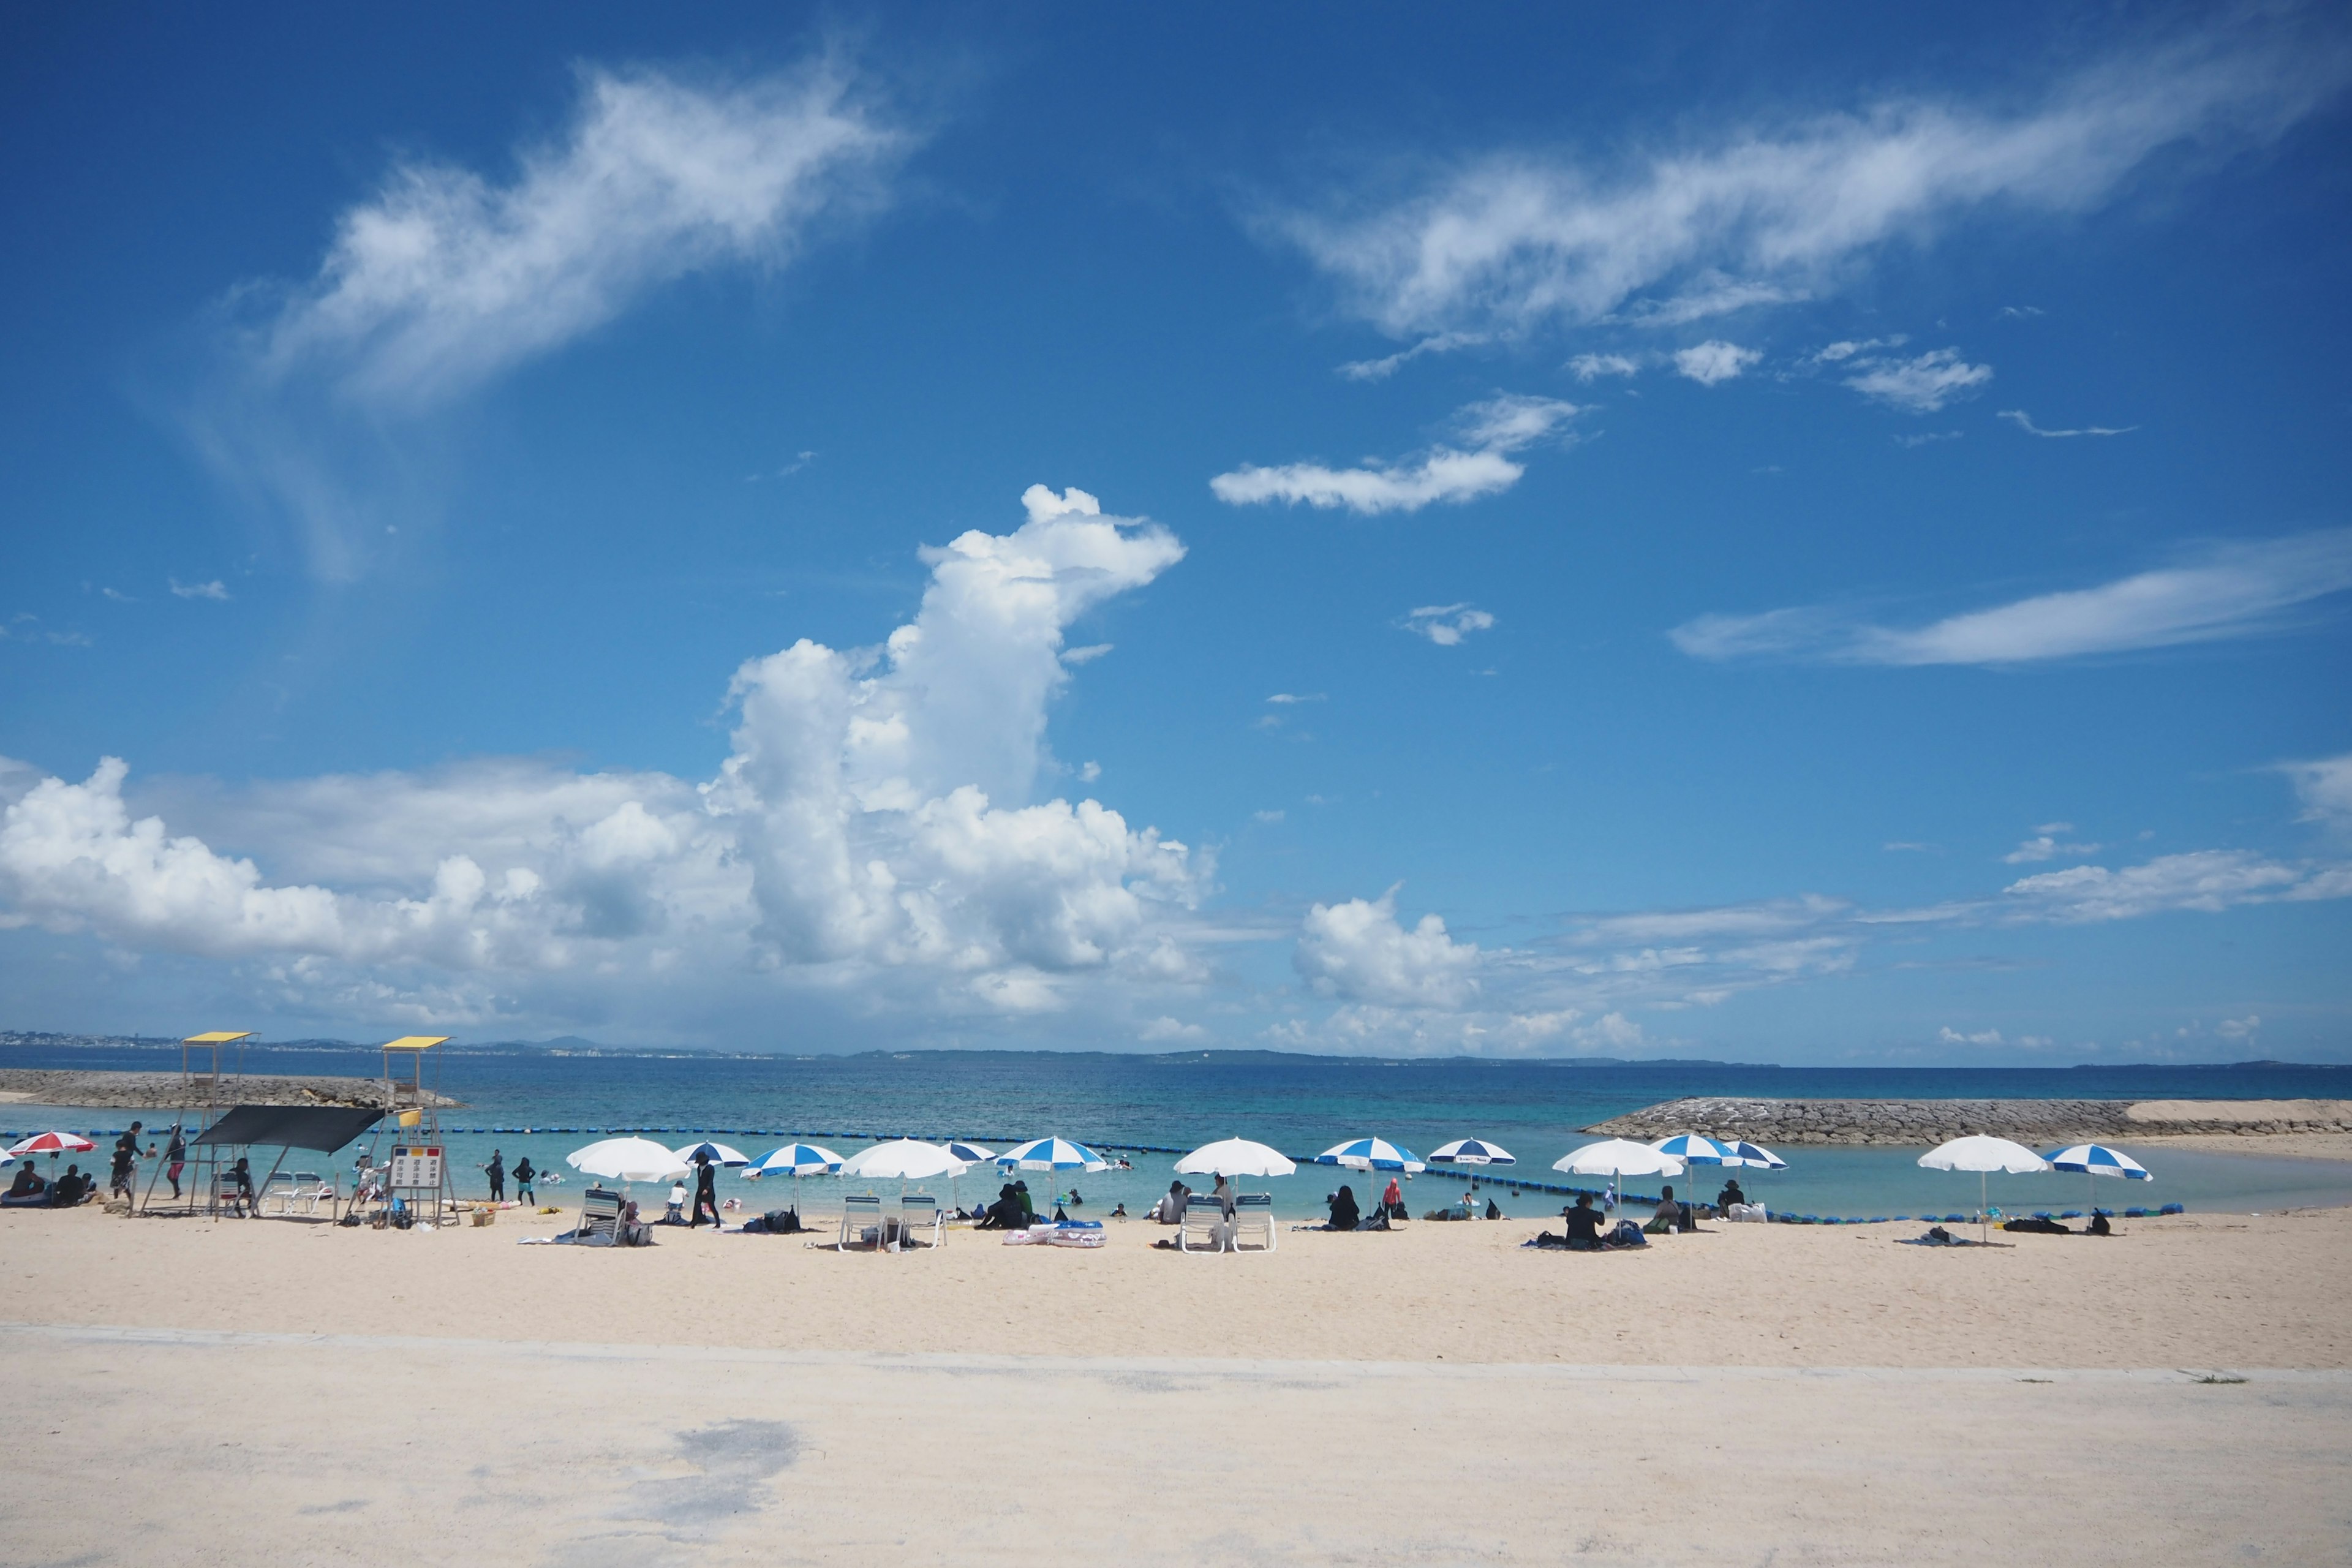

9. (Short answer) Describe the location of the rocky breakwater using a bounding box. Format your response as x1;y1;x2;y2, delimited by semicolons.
0;1069;464;1111
1587;1096;2352;1146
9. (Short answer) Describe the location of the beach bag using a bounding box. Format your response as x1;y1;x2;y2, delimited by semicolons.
1611;1221;1648;1247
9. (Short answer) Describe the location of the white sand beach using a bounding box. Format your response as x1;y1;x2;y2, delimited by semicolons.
2;1198;2347;1564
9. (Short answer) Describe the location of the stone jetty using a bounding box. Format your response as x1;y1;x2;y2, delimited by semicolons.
0;1069;464;1111
1586;1096;2352;1146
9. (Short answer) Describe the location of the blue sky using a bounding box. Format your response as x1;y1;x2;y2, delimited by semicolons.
2;4;2348;1062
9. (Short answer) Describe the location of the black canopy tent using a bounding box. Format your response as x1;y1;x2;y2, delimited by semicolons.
195;1106;382;1217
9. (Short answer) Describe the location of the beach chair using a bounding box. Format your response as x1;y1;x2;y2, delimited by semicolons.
899;1192;943;1250
1180;1193;1231;1253
574;1186;622;1242
1233;1191;1275;1251
839;1193;884;1252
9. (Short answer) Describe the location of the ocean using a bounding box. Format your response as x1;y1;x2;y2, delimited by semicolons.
9;1043;2351;1220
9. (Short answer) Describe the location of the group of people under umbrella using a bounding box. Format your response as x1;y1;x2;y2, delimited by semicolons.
546;1125;2155;1248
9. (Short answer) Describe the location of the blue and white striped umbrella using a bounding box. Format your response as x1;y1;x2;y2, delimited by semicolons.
997;1137;1109;1173
674;1140;752;1167
1650;1134;1735;1166
1718;1139;1788;1170
750;1143;843;1175
1427;1138;1516;1167
943;1141;997;1165
1315;1137;1426;1173
2045;1144;2152;1179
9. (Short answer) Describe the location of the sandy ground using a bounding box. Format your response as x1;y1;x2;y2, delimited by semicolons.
2126;1097;2352;1123
5;1204;2348;1564
2125;1129;2352;1159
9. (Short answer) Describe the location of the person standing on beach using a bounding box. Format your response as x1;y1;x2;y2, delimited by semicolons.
484;1150;505;1204
690;1155;718;1227
513;1155;535;1205
163;1126;187;1200
110;1122;143;1199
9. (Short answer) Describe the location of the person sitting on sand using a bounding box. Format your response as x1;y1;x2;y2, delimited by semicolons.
2087;1211;2112;1236
1485;1196;1502;1220
1153;1181;1189;1223
1014;1181;1035;1223
1327;1185;1360;1231
976;1183;1023;1230
51;1164;88;1207
1562;1194;1607;1251
1716;1177;1746;1212
1646;1185;1681;1235
8;1161;44;1200
665;1181;688;1224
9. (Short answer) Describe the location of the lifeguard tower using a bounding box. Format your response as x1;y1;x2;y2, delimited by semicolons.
140;1031;251;1216
377;1036;456;1224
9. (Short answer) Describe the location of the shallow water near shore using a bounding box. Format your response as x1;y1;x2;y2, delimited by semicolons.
7;1043;2350;1219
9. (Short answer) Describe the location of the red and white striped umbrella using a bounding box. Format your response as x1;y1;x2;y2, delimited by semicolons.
6;1131;97;1156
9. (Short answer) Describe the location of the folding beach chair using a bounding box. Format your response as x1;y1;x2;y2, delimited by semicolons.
1180;1193;1231;1253
899;1192;943;1250
574;1186;622;1242
1233;1191;1275;1251
839;1193;884;1252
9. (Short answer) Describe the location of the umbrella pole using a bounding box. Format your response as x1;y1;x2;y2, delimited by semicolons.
1981;1171;1988;1245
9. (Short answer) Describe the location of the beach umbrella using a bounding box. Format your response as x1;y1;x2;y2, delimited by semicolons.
1919;1136;2051;1243
997;1137;1109;1174
7;1131;96;1158
750;1143;843;1175
1555;1139;1685;1213
566;1136;692;1185
841;1140;966;1181
1316;1138;1424;1224
1427;1139;1517;1167
673;1140;752;1168
1649;1134;1733;1166
1719;1139;1787;1170
2045;1142;2152;1218
943;1141;997;1165
1175;1138;1296;1178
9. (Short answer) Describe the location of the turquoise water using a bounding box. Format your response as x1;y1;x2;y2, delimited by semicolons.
8;1043;2350;1221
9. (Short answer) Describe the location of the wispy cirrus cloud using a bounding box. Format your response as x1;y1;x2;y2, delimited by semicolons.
191;56;913;579
1265;15;2350;350
1210;393;1580;515
1999;409;2138;438
1401;603;1495;646
1843;347;1992;412
1671;530;2352;666
168;578;232;601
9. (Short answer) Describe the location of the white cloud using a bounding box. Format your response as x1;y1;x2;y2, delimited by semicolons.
1809;336;1904;364
1997;850;2328;923
2280;753;2352;835
1061;644;1114;665
1618;273;1801;327
1567;352;1641;381
169;578;231;601
1894;430;1961;448
1673;341;1759;385
1293;888;1483;1008
1672;530;2352;666
1997;304;2046;320
1139;1016;1208;1042
1252;810;1285;824
1844;347;1992;412
2003;829;2101;864
2216;1014;2260;1041
195;58;911;579
1210;393;1580;516
1938;1026;2004;1046
1336;331;1485;382
1999;409;2136;438
1266;692;1325;705
0;488;1216;1033
1402;603;1496;646
1269;18;2351;342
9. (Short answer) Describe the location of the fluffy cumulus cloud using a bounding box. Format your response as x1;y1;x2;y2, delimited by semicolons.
1268;17;2351;345
194;56;912;579
2278;753;2352;835
1210;394;1580;515
0;489;1215;1038
1671;530;2352;666
1673;341;1759;385
1294;888;1483;1009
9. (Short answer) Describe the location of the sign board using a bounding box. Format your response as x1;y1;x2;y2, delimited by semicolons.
388;1145;443;1191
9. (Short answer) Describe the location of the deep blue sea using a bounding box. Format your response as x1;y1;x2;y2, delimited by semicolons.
9;1044;2351;1220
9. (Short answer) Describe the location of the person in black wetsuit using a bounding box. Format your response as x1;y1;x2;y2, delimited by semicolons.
164;1128;187;1199
977;1183;1025;1230
484;1150;505;1203
690;1155;718;1227
1562;1194;1607;1250
1716;1177;1746;1212
111;1122;144;1198
1326;1184;1360;1231
513;1155;536;1204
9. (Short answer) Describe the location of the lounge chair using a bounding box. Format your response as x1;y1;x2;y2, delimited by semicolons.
899;1192;943;1250
839;1193;884;1252
1180;1193;1231;1253
574;1186;622;1242
1233;1191;1275;1251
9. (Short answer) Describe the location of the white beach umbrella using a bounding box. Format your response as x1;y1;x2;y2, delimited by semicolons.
1427;1138;1517;1167
840;1140;966;1181
566;1137;692;1185
1176;1139;1297;1178
2045;1143;2152;1218
1920;1136;2051;1242
1555;1139;1686;1213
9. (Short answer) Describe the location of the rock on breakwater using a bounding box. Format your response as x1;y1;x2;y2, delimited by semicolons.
0;1069;464;1111
1587;1096;2352;1146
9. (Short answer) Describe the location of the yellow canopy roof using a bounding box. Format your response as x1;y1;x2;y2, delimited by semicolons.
183;1031;252;1044
380;1036;450;1052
